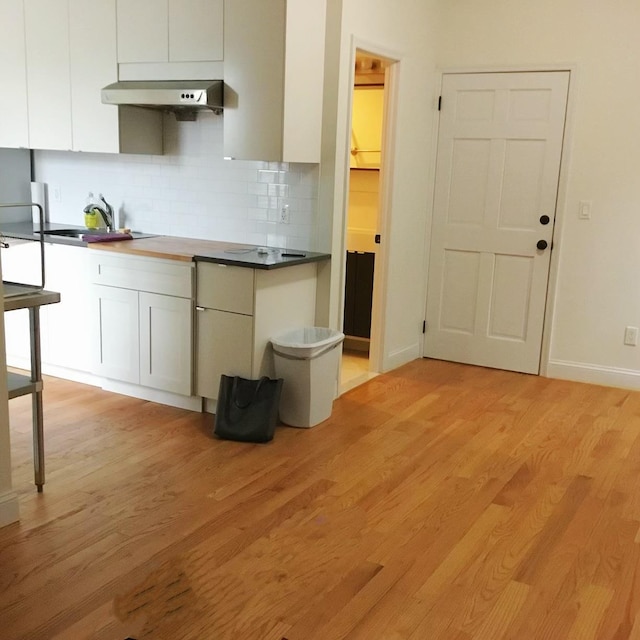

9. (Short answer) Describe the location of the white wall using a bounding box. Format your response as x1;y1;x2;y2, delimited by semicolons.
319;0;439;371
34;113;319;251
436;0;640;388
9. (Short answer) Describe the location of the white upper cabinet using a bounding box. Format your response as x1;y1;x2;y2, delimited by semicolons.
282;0;326;163
69;0;119;153
69;0;161;154
116;0;168;63
24;0;73;151
224;0;286;161
169;0;223;62
117;0;223;63
223;0;326;162
4;0;160;154
0;1;29;148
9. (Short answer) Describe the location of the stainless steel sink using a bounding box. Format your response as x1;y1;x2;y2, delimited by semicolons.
42;228;108;238
40;228;156;241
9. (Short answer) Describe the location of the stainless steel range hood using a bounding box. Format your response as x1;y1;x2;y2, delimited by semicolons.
101;80;223;121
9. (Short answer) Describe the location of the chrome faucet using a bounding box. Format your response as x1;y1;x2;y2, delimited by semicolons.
98;194;115;232
82;194;115;232
84;194;115;232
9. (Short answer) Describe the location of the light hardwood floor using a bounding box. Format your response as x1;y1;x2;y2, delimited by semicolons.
2;358;640;639
341;349;377;393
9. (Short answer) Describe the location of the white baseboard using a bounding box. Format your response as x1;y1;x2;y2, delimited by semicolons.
100;379;203;412
0;490;19;528
5;355;30;371
383;342;421;373
7;357;99;388
203;397;217;415
546;359;640;390
42;364;99;387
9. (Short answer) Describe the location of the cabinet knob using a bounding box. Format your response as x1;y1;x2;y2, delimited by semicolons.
536;239;548;251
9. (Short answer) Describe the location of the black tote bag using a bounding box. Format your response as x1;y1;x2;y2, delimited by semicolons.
214;375;283;443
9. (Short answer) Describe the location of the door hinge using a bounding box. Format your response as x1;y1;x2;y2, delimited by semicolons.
422;320;427;334
438;96;442;111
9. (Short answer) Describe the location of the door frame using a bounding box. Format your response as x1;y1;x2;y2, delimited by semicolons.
424;64;578;376
339;36;401;381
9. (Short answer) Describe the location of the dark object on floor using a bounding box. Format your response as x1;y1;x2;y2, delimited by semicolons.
344;250;375;338
214;375;283;443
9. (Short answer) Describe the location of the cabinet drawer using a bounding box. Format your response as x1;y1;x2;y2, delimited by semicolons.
196;262;254;315
90;253;193;298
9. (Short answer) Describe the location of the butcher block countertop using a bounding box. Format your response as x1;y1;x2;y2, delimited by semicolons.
88;235;331;270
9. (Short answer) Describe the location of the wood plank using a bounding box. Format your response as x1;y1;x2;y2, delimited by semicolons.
87;235;253;262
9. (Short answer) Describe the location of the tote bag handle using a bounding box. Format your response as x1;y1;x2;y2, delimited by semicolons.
231;376;268;409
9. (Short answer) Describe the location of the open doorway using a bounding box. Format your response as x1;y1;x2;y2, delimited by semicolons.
340;51;387;392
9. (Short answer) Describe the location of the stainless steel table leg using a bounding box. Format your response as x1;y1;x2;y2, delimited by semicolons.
29;306;44;492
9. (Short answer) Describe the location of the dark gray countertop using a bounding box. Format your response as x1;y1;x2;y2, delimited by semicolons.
193;246;330;270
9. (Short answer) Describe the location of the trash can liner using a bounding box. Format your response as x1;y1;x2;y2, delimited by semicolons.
271;327;344;360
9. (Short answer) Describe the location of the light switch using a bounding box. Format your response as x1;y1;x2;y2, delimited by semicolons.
578;200;592;220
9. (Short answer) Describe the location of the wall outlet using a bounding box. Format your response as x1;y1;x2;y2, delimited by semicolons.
624;326;638;346
52;185;62;203
280;204;290;224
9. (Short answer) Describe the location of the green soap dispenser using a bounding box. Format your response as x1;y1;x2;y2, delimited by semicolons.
83;192;99;229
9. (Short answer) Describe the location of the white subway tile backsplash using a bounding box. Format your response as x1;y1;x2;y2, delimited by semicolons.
268;183;289;197
247;183;269;196
33;114;319;249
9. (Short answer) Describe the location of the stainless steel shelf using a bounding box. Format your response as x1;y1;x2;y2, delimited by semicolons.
7;371;42;400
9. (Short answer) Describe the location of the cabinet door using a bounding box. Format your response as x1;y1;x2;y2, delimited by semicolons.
139;292;192;395
116;0;168;63
223;0;324;162
69;0;119;153
44;244;92;372
0;1;29;148
169;0;223;62
24;0;73;150
196;308;253;399
1;242;43;366
93;285;140;384
223;0;286;161
282;0;326;163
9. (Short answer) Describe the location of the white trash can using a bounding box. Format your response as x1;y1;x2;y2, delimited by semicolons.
271;327;345;428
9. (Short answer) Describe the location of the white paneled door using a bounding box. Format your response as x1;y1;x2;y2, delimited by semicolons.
425;71;569;374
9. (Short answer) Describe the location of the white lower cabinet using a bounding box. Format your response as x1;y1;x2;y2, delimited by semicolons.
90;252;194;397
195;261;318;402
93;284;140;385
139;291;192;395
196;307;253;399
2;241;91;377
1;241;43;366
44;243;92;374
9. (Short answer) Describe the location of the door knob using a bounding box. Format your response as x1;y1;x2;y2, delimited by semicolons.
539;215;550;225
536;239;548;250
